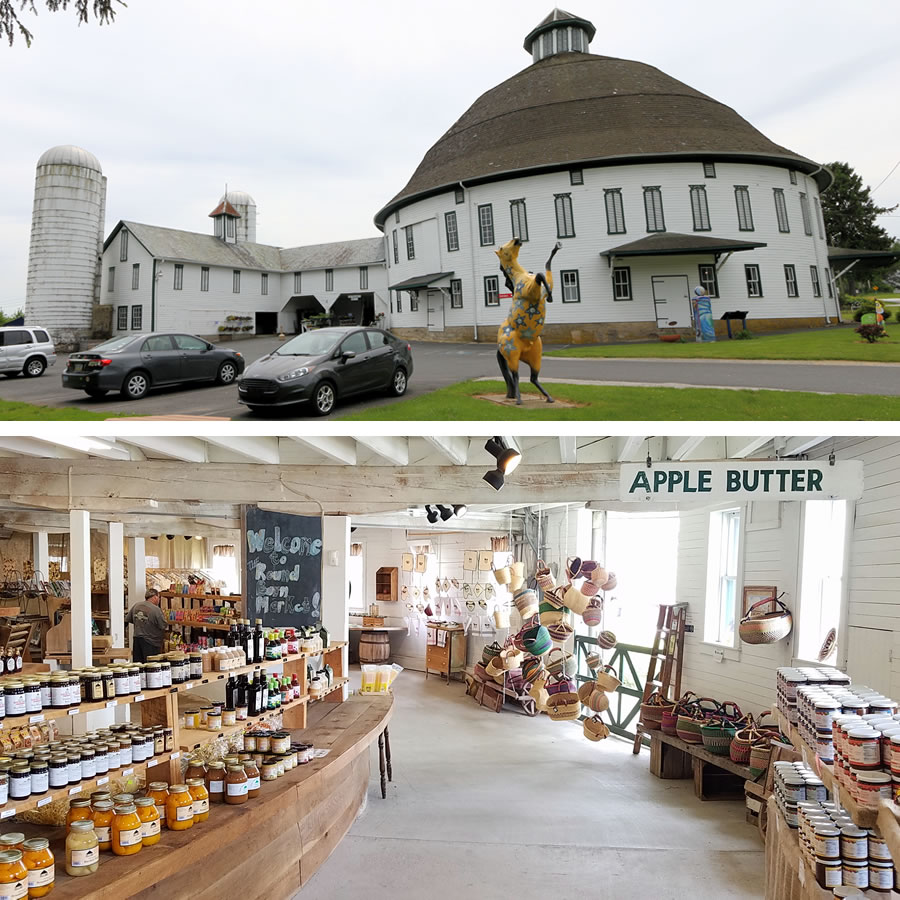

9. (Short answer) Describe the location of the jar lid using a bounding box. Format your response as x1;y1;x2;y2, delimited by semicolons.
4;682;23;689
92;800;114;811
841;825;867;836
112;793;134;803
133;797;155;808
147;782;169;791
185;778;204;787
857;771;891;784
21;838;49;851
207;761;225;770
70;799;92;807
814;825;840;836
226;765;245;772
0;850;22;864
69;821;95;833
847;727;878;737
169;784;189;793
0;833;23;844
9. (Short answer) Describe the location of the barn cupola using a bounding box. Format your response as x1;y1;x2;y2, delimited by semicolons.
524;8;596;63
208;195;242;244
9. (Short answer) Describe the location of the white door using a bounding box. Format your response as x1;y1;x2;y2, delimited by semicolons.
652;275;691;329
846;626;892;694
426;290;444;332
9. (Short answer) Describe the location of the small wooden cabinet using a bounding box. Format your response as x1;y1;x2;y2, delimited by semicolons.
425;625;466;684
375;567;398;603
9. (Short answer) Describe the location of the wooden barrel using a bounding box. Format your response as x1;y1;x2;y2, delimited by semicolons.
359;632;391;663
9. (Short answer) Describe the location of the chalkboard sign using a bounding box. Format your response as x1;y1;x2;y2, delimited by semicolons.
243;506;322;628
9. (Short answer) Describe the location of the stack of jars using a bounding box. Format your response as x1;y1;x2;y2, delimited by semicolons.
776;665;853;729
0;722;174;806
183;754;259;807
0;833;56;896
773;760;829;831
831;704;900;809
784;763;897;893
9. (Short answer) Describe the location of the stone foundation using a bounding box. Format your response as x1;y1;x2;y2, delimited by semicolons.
391;316;828;345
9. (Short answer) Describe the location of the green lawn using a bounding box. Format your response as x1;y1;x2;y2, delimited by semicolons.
0;399;125;421
340;380;900;421
545;326;900;362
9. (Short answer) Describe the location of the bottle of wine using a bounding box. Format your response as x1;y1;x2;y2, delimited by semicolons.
243;620;254;666
248;669;259;717
254;619;265;665
225;673;236;709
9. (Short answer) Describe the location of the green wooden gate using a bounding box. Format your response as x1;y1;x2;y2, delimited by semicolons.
574;634;652;740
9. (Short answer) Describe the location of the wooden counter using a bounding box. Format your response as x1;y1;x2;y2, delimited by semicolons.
46;693;393;900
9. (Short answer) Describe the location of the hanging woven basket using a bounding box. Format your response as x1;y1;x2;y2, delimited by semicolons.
583;716;610;742
739;596;793;645
594;665;621;693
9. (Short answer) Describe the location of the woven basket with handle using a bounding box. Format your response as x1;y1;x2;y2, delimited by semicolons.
701;718;739;756
639;690;674;730
662;692;696;736
739;596;792;645
594;664;621;693
676;697;721;744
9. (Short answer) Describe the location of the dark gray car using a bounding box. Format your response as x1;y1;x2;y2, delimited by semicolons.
238;326;413;416
62;333;245;400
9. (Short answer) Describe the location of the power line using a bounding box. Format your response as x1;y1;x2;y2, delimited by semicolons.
872;158;900;193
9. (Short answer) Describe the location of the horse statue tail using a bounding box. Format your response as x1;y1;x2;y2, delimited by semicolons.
538;242;563;303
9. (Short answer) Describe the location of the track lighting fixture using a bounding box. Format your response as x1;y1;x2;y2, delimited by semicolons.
483;436;522;491
437;505;454;522
165;534;175;541
452;504;467;518
425;505;440;524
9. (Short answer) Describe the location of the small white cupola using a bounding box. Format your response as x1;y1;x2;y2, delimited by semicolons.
523;8;596;64
208;196;242;244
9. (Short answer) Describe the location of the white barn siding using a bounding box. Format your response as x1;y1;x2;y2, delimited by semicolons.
100;233;153;333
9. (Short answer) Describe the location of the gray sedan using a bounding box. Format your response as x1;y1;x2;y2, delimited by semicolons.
62;333;245;400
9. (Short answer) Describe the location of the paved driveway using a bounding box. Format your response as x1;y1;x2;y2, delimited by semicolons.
1;337;898;420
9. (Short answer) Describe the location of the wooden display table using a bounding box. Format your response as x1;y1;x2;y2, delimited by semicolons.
647;730;757;800
47;693;393;899
764;795;831;899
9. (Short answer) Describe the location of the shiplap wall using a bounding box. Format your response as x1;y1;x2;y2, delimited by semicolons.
677;502;801;715
809;438;900;697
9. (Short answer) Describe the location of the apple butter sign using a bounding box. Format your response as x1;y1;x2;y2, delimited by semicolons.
619;460;863;502
243;506;322;627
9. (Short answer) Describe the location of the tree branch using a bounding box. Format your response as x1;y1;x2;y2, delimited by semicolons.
1;0;126;47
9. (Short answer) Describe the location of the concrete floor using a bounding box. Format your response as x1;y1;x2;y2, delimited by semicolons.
301;670;765;900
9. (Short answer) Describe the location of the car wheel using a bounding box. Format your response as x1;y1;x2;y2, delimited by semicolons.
216;361;238;385
23;357;45;378
389;367;408;397
121;370;150;400
312;381;336;417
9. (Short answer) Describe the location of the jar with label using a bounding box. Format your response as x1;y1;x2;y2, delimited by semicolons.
79;748;96;781
189;654;203;679
46;756;66;791
815;855;842;889
4;684;25;718
37;679;51;711
145;782;169;824
841;825;869;860
65;821;99;877
187;778;209;823
111;803;143;856
29;761;48;796
224;765;248;805
244;734;257;753
812;824;840;859
8;766;29;802
222;707;236;727
0;849;28;899
66;799;93;834
131;735;147;764
869;860;894;893
145;664;162;690
66;753;81;786
261;758;278;782
134;797;161;847
151;729;164;756
22;683;41;715
199;707;213;727
205;762;225;803
165;784;194;831
207;713;222;732
158;661;171;687
163;727;174;753
868;830;891;861
128;666;141;694
847;728;881;769
107;741;120;771
236;702;248;722
0;773;7;807
256;734;271;755
243;760;261;799
295;744;313;765
857;771;893;809
113;669;129;698
118;738;133;768
271;733;291;755
21;838;54;898
843;859;869;889
85;672;104;703
100;669;115;700
90;800;114;851
169;656;185;685
67;675;80;706
94;743;109;775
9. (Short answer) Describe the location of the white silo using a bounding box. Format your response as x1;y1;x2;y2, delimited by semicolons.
25;145;107;347
220;190;257;243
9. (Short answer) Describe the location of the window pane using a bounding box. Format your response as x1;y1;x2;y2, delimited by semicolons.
479;205;494;246
445;212;459;252
173;335;208;351
735;187;754;231
201;267;210;292
510;200;528;241
690;186;710;231
605;190;625;234
117;306;128;330
555;194;575;238
643;188;665;232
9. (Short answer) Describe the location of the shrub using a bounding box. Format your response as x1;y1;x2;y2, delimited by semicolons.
856;324;888;343
734;329;753;340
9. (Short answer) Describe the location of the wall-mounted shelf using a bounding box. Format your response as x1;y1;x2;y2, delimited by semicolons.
375;567;398;604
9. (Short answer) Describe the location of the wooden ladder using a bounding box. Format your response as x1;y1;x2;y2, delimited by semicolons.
632;603;687;754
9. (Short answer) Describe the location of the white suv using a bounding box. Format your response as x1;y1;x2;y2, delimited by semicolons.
0;326;57;378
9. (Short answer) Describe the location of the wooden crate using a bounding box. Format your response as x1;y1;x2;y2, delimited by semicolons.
363;616;385;626
375;567;398;603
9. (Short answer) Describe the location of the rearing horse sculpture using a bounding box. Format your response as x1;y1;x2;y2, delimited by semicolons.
495;238;561;405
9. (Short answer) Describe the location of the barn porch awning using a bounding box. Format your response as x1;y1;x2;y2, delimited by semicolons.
601;233;767;260
388;272;454;292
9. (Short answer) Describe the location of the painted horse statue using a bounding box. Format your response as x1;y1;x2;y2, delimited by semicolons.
496;238;561;404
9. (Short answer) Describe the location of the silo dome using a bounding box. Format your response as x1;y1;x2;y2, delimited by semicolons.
25;145;107;347
220;190;257;244
220;190;254;207
36;145;102;172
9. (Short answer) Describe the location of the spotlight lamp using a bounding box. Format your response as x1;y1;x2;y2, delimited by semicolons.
453;504;468;518
483;436;522;491
165;535;175;541
436;504;454;521
425;505;440;524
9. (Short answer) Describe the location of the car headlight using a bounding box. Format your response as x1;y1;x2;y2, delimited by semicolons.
276;366;313;383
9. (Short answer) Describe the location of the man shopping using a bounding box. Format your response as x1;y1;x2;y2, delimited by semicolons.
125;588;167;662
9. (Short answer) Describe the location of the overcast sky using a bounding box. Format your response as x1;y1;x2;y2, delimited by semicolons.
1;0;899;310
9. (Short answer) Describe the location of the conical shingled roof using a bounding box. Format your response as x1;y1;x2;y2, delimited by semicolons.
375;52;829;228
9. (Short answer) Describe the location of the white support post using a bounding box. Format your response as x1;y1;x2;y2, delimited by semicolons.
126;537;146;652
322;516;350;696
32;532;49;584
108;522;125;648
69;510;92;668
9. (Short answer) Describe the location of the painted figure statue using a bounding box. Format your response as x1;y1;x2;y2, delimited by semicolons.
495;238;562;404
692;286;716;342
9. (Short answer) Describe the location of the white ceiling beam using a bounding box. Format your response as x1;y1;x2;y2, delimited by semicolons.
558;436;578;465
33;436;133;461
205;436;281;465
116;436;209;463
422;436;469;466
0;438;80;458
288;436;357;466
615;436;648;462
727;436;773;459
666;437;707;461
780;436;831;457
355;436;409;466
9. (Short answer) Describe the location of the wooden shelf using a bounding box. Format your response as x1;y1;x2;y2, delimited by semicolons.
160;591;241;603
877;799;900;863
0;751;179;821
166;620;233;631
310;677;349;704
178;695;310;751
375;566;398;603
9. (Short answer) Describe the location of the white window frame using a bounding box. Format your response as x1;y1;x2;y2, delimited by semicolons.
735;186;754;231
232;270;241;294
510;199;529;242
604;189;625;234
484;275;499;307
814;197;825;239
810;266;822;298
294;271;302;294
201;267;210;292
774;189;790;233
120;230;129;262
613;266;632;301
560;269;580;303
325;269;334;292
745;264;763;298
445;211;459;252
359;266;368;290
784;264;798;298
131;305;143;330
226;217;235;239
794;500;850;665
800;193;813;235
108;267;115;292
405;225;415;260
703;507;744;651
555;193;575;238
450;278;463;309
131;263;140;290
478;204;494;246
173;264;183;291
116;305;128;330
261;272;268;295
